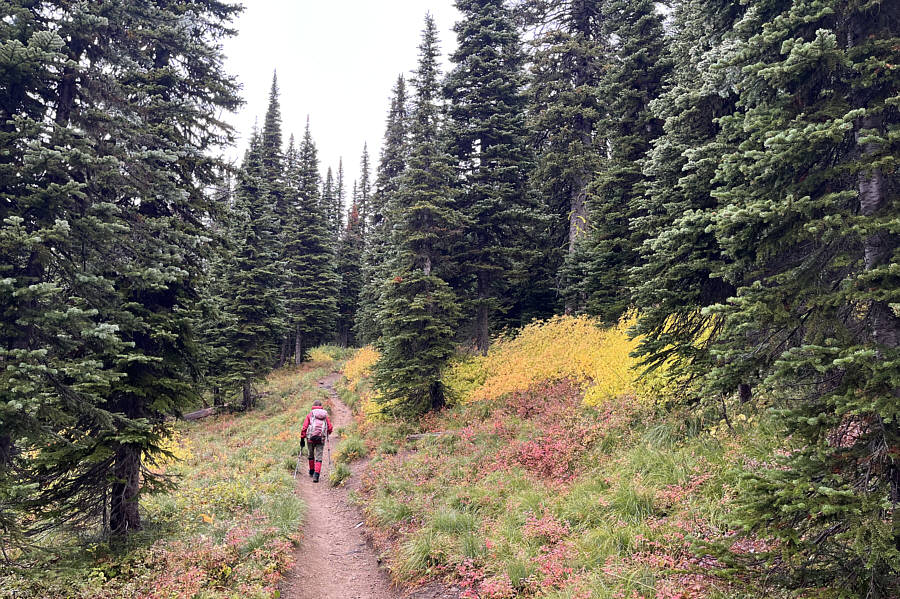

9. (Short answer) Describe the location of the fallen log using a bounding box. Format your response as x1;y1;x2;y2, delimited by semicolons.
183;406;221;421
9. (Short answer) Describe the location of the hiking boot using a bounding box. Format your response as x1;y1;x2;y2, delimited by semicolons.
308;469;315;477
312;472;320;483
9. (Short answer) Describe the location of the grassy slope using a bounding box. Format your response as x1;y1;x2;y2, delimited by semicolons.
339;325;787;599
1;355;345;599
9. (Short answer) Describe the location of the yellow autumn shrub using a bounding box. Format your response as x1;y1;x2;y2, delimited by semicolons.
344;345;380;388
443;314;674;406
342;346;391;420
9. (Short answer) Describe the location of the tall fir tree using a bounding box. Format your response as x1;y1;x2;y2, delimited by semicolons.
521;0;606;313
630;0;746;393
322;166;339;242
335;204;364;347
699;1;900;592
444;0;537;353
357;144;372;239
570;0;671;321
1;0;242;536
335;158;346;235
374;14;461;415
221;131;286;409
282;121;339;363
261;72;284;186
356;75;411;344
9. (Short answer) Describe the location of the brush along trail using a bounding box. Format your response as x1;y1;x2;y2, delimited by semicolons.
281;372;458;599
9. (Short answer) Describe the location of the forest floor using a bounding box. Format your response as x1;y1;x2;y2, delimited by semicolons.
281;372;459;599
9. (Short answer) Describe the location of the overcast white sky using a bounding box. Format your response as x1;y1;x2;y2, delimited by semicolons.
221;1;461;206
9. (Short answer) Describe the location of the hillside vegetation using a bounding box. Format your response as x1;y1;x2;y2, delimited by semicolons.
339;318;788;599
0;359;343;599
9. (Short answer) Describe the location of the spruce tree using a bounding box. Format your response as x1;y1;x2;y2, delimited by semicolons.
702;1;900;592
334;158;346;235
261;72;284;187
335;204;364;347
630;0;745;389
282;121;339;363
357;144;372;239
1;0;242;536
356;75;411;344
221;131;286;409
322;166;339;242
444;0;537;353
374;14;461;416
572;0;671;321
522;0;606;312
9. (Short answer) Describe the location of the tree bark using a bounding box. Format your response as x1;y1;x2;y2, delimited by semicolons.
277;337;289;368
851;5;900;552
738;383;752;404
294;325;304;366
242;379;254;410
475;273;491;355
857;114;900;350
0;435;11;469
109;443;142;535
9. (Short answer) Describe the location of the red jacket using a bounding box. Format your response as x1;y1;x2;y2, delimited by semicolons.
301;409;333;439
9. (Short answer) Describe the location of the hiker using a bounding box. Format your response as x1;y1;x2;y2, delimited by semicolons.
300;399;333;483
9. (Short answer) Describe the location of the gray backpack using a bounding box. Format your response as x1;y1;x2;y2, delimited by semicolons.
307;408;328;443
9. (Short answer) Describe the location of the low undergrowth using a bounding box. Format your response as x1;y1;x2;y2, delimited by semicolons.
1;354;342;599
339;324;786;599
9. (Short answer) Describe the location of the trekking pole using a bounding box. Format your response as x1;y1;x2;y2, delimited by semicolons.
292;437;305;479
327;434;332;470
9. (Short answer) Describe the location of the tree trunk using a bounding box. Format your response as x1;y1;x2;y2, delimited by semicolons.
475;274;490;355
294;325;304;366
213;386;223;407
429;380;445;412
851;0;900;549
242;379;254;410
109;443;142;535
0;435;11;469
857;114;900;350
277;337;289;368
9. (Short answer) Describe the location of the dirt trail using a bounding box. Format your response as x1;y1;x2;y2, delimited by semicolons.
280;372;397;599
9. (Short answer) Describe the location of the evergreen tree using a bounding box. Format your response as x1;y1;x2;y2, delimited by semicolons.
334;158;346;235
356;75;411;344
444;0;537;353
630;0;745;391
335;204;364;347
322;166;339;242
261;72;284;186
357;144;372;239
572;0;671;321
374;14;461;416
1;0;242;536
521;0;606;312
282;121;339;363
701;1;900;592
221;131;286;409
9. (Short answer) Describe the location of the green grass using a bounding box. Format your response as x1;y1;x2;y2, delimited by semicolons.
329;462;352;486
1;348;346;599
336;365;783;598
334;434;367;463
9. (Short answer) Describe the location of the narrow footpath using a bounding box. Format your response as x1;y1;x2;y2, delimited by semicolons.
280;372;397;599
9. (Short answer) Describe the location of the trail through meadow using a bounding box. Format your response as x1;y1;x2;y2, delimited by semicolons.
280;372;397;599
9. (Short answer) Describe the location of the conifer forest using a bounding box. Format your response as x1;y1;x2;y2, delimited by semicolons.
1;1;898;598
